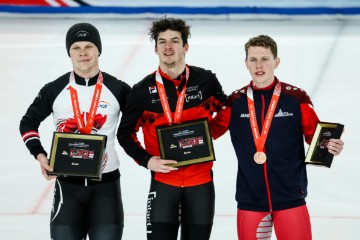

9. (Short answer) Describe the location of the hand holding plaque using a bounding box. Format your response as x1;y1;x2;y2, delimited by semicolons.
48;132;107;179
305;122;344;168
156;118;215;167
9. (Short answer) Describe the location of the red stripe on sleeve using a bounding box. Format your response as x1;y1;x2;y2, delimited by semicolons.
300;103;319;144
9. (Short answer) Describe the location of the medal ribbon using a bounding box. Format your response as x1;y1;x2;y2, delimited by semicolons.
69;71;103;134
155;66;189;124
247;81;281;152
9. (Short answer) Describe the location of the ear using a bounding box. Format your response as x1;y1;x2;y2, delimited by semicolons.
274;58;280;68
184;43;189;54
155;46;159;55
245;58;250;69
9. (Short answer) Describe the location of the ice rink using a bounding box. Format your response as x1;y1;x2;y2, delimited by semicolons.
0;17;359;239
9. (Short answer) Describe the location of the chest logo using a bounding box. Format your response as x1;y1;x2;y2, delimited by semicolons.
98;101;110;109
149;86;157;94
275;109;293;117
185;91;202;102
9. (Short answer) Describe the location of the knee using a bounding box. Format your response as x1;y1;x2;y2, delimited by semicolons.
51;225;86;240
88;224;124;240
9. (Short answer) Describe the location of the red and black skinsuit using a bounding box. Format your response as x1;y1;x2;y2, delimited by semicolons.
117;65;226;239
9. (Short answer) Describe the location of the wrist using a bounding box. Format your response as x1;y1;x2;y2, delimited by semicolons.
36;153;46;161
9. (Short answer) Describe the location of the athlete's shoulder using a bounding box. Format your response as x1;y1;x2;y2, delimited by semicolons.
188;65;216;77
224;84;248;106
133;71;156;89
230;85;248;98
102;71;119;81
280;80;312;104
124;72;156;102
41;72;70;92
281;81;304;93
102;71;123;83
31;72;70;106
101;71;130;89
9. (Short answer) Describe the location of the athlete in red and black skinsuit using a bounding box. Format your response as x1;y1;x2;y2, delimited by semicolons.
117;17;226;240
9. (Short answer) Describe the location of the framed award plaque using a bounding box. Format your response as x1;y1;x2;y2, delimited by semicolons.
305;122;344;168
48;132;107;179
156;118;215;167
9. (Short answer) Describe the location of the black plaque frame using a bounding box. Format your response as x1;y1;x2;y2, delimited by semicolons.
48;132;107;179
156;118;215;167
305;122;344;168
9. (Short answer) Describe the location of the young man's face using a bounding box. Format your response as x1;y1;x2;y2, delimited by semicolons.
155;29;189;68
69;41;100;77
245;46;280;88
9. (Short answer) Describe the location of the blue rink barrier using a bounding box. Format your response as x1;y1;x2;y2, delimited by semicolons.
0;5;360;18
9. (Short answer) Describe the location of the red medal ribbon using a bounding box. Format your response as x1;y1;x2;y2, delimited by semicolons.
69;71;103;134
247;81;281;153
155;66;189;124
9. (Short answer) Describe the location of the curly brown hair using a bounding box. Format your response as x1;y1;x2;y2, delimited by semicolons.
148;16;191;47
245;35;278;59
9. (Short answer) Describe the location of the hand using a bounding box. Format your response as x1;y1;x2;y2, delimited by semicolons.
36;153;57;181
147;156;178;173
327;138;344;156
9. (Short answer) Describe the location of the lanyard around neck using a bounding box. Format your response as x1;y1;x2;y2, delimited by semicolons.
247;81;281;153
155;66;189;124
68;71;103;134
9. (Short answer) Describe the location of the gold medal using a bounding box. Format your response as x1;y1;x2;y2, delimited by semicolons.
254;152;267;164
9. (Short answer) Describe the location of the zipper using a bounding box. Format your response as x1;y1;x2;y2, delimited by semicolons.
261;94;273;213
84;78;89;126
181;167;185;187
84;78;90;187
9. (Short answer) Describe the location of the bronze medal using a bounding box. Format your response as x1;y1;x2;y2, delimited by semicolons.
247;82;281;166
254;151;267;164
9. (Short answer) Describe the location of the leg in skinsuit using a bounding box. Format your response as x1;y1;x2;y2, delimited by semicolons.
146;180;215;240
237;205;311;240
180;181;215;240
50;178;124;240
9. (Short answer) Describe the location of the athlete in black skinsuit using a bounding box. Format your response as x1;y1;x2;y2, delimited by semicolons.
20;22;130;239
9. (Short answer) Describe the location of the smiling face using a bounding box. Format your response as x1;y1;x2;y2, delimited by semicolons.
245;46;280;88
155;29;189;70
69;41;100;78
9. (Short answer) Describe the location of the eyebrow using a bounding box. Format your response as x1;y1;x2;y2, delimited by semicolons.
248;55;271;58
158;36;181;41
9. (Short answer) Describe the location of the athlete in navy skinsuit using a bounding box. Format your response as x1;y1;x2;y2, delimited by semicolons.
19;23;130;240
211;35;344;240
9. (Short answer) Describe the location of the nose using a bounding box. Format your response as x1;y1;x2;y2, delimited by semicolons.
256;61;262;68
79;48;87;56
165;41;173;49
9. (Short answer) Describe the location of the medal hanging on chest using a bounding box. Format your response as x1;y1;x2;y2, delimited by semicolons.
247;81;281;164
68;71;104;134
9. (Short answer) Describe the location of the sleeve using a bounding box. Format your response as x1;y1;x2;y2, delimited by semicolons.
104;73;132;113
210;95;232;140
19;83;54;159
283;83;319;145
118;82;131;113
301;102;319;145
210;73;227;112
117;84;153;168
